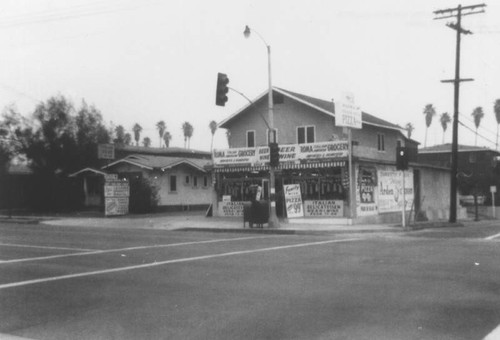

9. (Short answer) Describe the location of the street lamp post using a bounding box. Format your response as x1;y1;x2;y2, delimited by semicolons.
244;25;280;228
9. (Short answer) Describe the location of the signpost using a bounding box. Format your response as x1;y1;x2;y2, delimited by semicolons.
335;92;362;221
491;185;496;219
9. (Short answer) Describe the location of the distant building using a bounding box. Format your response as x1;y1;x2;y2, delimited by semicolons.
419;143;500;200
70;146;212;212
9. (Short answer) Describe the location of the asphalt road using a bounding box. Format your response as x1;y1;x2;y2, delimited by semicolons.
0;221;500;340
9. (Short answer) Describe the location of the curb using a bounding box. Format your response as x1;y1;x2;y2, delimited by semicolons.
0;218;41;225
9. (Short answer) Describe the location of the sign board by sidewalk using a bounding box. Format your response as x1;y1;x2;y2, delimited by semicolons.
336;92;362;129
104;178;129;216
283;184;303;218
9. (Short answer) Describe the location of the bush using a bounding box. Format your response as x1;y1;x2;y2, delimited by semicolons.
129;177;159;213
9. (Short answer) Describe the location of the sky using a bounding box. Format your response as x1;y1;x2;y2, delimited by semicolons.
0;0;499;152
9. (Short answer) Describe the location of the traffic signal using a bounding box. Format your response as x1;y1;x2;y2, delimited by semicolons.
269;143;280;167
396;146;409;170
215;73;229;106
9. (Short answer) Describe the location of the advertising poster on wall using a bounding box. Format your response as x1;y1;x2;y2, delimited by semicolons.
377;170;414;213
304;200;344;217
357;166;378;216
283;184;304;218
218;201;245;216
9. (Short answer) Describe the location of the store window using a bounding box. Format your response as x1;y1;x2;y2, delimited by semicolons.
170;175;177;192
297;126;315;144
247;130;255;147
377;133;385;151
266;128;279;144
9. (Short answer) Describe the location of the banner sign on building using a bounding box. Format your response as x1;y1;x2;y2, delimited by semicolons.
104;178;129;216
213;141;348;167
283;184;304;218
336;92;362;129
304;200;344;217
377;170;413;213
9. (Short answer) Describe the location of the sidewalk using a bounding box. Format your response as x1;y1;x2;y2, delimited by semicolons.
0;210;472;235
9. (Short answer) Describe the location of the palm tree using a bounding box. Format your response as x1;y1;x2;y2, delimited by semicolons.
182;122;193;149
423;104;436;148
124;133;132;146
209;120;217;152
471;107;484;146
156;120;166;147
132;123;142;146
163;131;172;148
142;137;151;147
405;123;414;139
494;99;500;150
439;112;451;144
114;125;125;144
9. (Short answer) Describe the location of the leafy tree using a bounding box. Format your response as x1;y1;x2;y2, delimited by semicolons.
423;104;436;148
471;107;484;146
114;125;125;144
132;123;142;146
0;106;24;173
124;133;132;146
494;99;500;150
143;136;151;147
209;120;217;152
163;131;172;148
156;120;166;147
182;121;193;149
439;112;451;144
405;122;414;139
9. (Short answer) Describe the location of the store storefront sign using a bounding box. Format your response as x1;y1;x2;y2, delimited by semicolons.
283;184;303;218
213;141;348;168
357;166;378;216
304;200;344;217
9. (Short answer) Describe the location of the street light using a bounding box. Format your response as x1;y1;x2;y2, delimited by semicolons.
243;25;280;228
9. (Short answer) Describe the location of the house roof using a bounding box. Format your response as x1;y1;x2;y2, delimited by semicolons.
102;154;212;173
114;145;211;158
69;167;108;177
218;87;404;132
419;143;500;154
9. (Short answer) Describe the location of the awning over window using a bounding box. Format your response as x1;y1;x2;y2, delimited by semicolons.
213;161;346;173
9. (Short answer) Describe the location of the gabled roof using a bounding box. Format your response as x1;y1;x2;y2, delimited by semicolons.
219;87;404;132
69;167;108;177
419;143;500;154
102;154;211;173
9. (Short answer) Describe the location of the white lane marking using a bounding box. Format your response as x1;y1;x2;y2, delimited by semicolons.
483;324;500;340
0;236;273;264
0;237;361;290
0;243;98;252
485;232;500;241
0;333;36;340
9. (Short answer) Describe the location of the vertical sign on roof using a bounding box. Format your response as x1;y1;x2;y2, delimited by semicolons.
336;92;362;129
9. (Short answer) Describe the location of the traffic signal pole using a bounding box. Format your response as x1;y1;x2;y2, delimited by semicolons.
434;3;485;223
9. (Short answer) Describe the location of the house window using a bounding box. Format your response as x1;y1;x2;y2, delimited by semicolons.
193;176;198;187
185;175;190;184
247;130;255;147
297;126;315;144
377;133;385;151
170;175;177;192
203;176;208;187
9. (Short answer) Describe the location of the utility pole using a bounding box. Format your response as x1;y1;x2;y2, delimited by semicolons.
433;3;486;223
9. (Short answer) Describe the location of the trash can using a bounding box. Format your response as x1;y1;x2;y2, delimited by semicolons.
243;200;269;228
